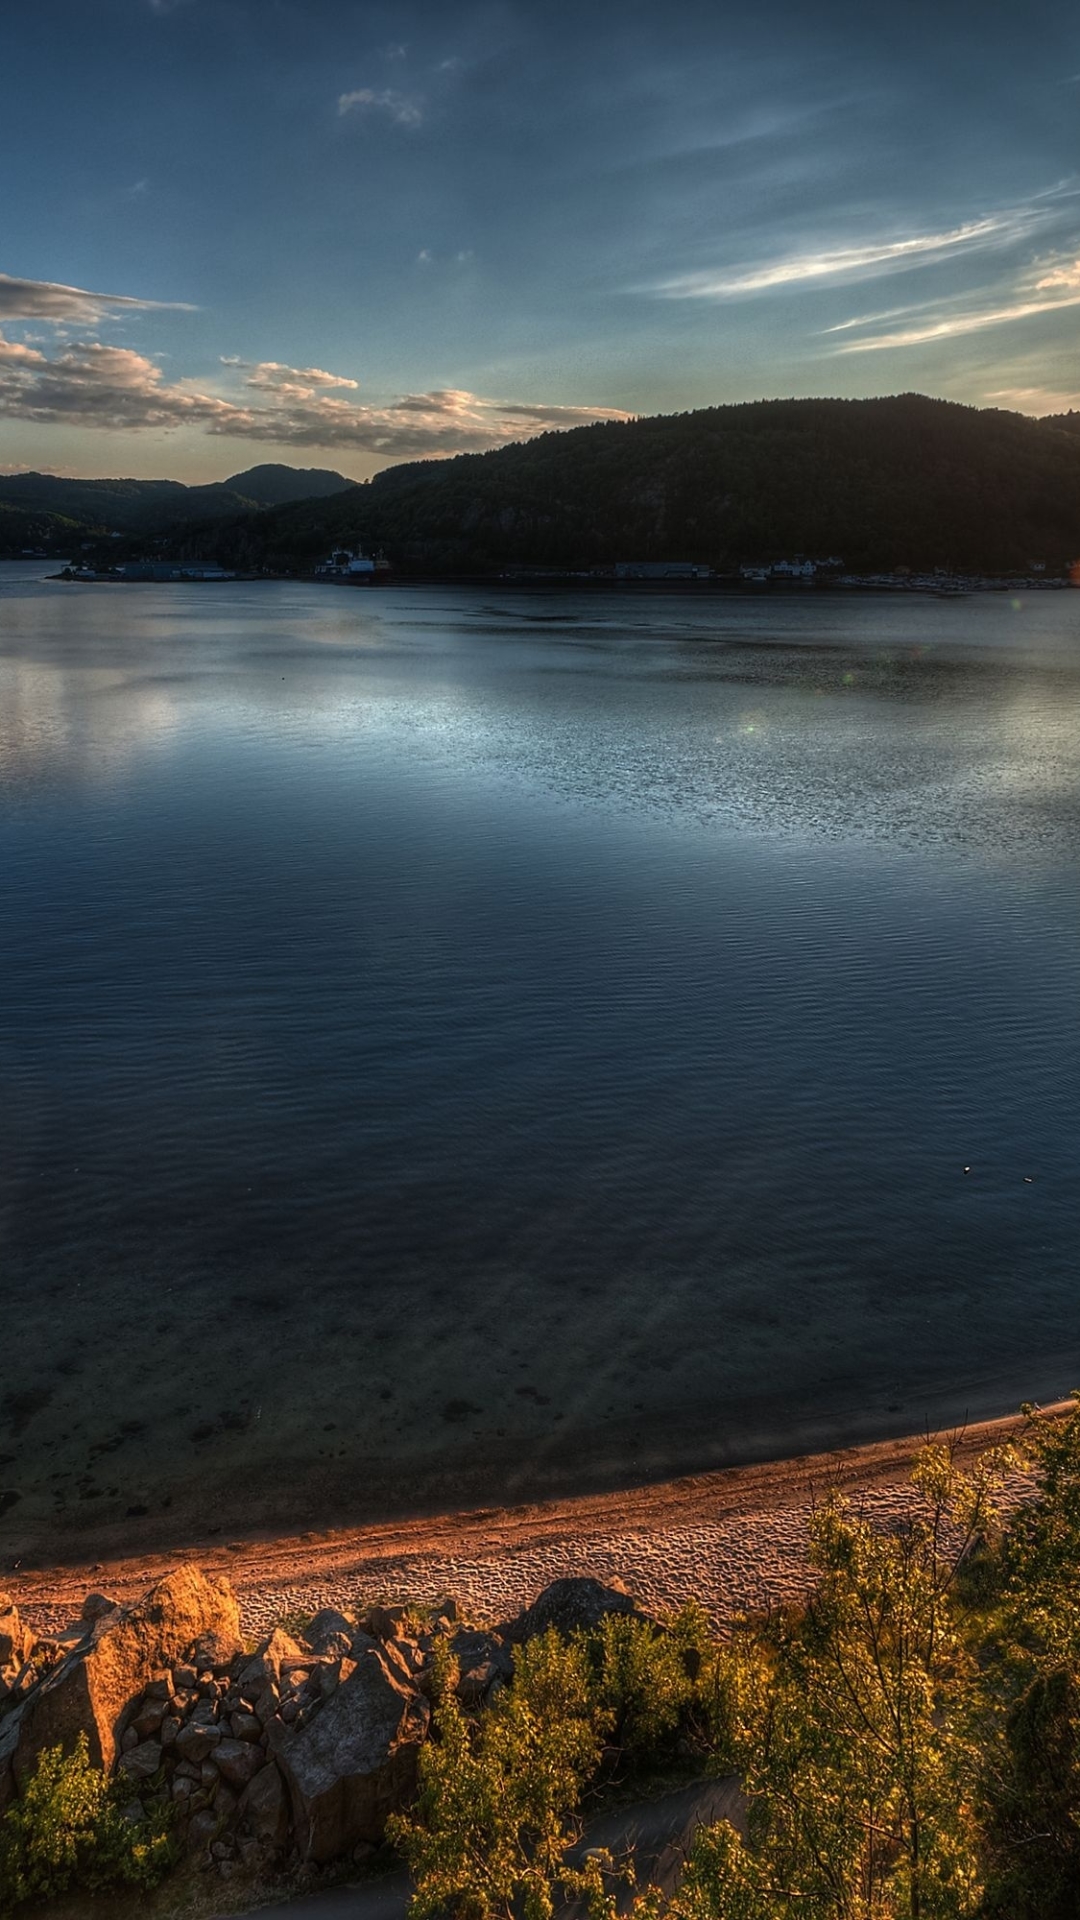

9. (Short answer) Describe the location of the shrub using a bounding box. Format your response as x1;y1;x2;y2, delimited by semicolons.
388;1630;615;1920
0;1733;174;1912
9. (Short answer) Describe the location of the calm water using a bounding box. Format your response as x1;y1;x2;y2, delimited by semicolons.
2;565;1080;1557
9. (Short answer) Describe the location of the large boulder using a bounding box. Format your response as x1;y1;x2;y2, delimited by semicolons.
504;1576;646;1644
12;1565;240;1782
0;1595;33;1699
279;1644;429;1862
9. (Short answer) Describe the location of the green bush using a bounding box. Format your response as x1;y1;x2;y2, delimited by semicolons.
0;1733;175;1912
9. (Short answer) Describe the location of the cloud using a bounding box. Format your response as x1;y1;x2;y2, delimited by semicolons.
987;386;1080;414
1036;257;1080;290
648;214;1027;300
0;332;629;456
0;273;193;324
239;360;361;396
337;88;423;127
834;291;1080;352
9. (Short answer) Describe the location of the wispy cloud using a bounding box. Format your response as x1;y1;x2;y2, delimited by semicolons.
987;385;1080;414
0;333;629;455
337;87;423;127
1036;256;1080;289
0;273;194;324
647;214;1025;300
834;290;1080;352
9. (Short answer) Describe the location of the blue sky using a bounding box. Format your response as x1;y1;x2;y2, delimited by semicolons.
2;0;1079;480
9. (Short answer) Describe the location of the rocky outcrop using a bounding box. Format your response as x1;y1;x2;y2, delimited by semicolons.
1;1564;664;1884
11;1565;240;1781
279;1644;430;1862
504;1576;646;1643
0;1595;33;1702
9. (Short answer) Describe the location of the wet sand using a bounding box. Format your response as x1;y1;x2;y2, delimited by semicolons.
11;1405;1052;1639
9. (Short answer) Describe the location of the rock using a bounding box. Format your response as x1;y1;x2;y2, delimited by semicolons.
362;1605;404;1642
131;1698;168;1738
238;1760;290;1847
214;1737;265;1790
230;1709;263;1742
118;1740;163;1783
121;1726;140;1752
160;1715;181;1747
173;1664;197;1690
192;1628;243;1674
175;1721;219;1763
187;1806;218;1854
12;1567;240;1782
279;1646;430;1862
238;1629;307;1691
80;1593;119;1625
305;1609;355;1657
0;1597;33;1670
504;1577;645;1644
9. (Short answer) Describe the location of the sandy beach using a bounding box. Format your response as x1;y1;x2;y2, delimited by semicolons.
10;1405;1051;1640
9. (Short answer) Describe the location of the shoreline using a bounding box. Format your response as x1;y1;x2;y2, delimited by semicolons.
12;1402;1059;1640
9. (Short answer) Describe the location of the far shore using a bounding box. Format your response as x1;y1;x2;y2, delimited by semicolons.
12;1402;1064;1641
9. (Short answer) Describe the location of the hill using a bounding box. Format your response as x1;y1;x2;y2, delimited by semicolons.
0;463;354;552
163;394;1080;577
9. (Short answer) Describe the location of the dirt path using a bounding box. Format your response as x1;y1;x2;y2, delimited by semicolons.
13;1406;1048;1638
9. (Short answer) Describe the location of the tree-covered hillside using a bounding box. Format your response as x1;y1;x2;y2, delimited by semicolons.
166;395;1080;576
0;464;353;551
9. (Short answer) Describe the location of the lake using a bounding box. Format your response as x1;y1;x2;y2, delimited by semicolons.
2;565;1079;1559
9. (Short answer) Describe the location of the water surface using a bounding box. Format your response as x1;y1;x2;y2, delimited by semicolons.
2;568;1079;1558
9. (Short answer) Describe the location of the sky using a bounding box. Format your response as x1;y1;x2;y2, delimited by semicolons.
2;0;1079;482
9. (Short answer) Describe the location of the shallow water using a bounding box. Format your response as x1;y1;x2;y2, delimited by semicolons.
2;567;1079;1558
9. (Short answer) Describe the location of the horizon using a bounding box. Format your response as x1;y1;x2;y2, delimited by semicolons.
3;388;1076;491
2;0;1079;484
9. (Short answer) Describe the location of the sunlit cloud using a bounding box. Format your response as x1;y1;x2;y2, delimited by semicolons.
337;87;424;127
1036;256;1080;289
0;331;629;455
0;272;194;323
834;291;1080;352
986;385;1080;414
647;214;1026;299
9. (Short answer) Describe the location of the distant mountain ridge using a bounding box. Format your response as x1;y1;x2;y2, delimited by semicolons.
160;395;1080;577
0;463;354;548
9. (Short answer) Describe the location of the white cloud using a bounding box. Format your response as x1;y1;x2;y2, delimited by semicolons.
241;360;361;396
1036;257;1080;290
0;273;194;323
834;291;1080;352
648;215;1021;299
337;88;423;127
0;332;629;456
986;385;1080;414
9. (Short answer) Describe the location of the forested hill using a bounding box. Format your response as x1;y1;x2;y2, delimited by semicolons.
0;463;353;549
179;395;1080;576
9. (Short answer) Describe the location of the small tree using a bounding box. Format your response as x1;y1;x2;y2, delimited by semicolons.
388;1631;616;1920
658;1443;1013;1920
0;1733;174;1911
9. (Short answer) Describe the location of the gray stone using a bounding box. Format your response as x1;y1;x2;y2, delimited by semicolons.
118;1740;163;1783
175;1721;219;1763
230;1709;263;1742
504;1577;645;1644
305;1609;356;1656
187;1807;218;1853
237;1629;306;1691
238;1760;290;1847
280;1646;429;1862
214;1737;265;1790
160;1715;181;1747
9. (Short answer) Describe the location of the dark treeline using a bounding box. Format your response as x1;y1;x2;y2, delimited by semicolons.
154;395;1080;577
